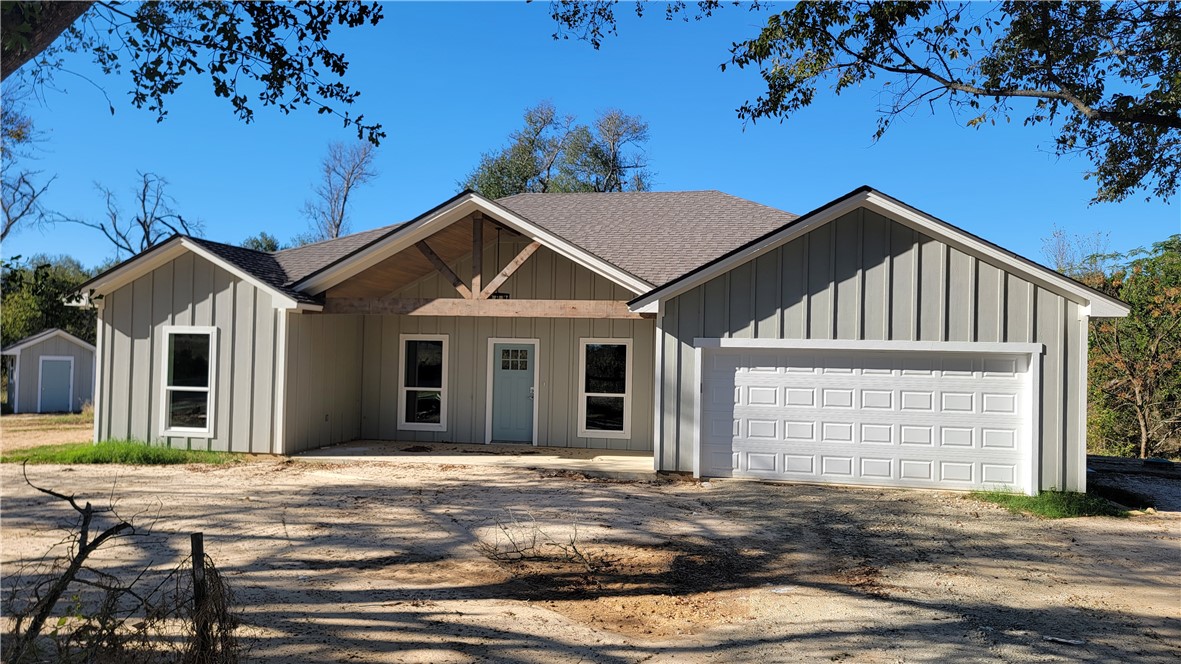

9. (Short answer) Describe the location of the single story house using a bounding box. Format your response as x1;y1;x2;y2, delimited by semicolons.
2;328;96;413
74;186;1128;494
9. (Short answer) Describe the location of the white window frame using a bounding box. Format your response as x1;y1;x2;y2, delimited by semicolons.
159;326;218;438
37;355;75;413
398;333;449;432
577;338;632;439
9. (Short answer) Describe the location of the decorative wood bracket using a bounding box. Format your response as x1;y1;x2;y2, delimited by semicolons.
479;241;541;299
415;241;472;299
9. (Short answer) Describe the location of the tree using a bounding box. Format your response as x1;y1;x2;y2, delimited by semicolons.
296;141;378;244
462;102;651;198
1;103;53;242
240;232;283;253
0;254;95;347
1041;224;1110;279
1;2;385;144
1088;236;1181;459
64;171;203;259
548;1;1181;203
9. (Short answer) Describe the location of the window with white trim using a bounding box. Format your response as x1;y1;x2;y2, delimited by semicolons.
578;338;631;438
399;334;448;431
161;326;217;436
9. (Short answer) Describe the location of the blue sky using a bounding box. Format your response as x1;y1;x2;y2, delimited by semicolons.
4;2;1178;270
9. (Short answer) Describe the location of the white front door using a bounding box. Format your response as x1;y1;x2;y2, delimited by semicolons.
700;348;1032;492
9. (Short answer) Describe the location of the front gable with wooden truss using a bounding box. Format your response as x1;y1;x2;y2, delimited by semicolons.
79;187;1126;494
281;197;659;453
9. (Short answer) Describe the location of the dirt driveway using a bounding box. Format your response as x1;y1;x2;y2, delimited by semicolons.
0;413;91;452
2;460;1178;662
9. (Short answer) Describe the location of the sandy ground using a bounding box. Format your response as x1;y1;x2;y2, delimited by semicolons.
0;414;92;452
2;460;1178;663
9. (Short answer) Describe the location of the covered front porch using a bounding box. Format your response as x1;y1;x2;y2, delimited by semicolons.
279;206;657;458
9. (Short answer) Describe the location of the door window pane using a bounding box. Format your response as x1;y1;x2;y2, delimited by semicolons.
584;344;627;394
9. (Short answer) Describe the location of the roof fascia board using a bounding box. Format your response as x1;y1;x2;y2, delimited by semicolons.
78;238;188;299
629;192;869;309
178;239;301;309
2;328;96;354
631;189;1129;318
77;237;302;310
296;194;653;295
861;193;1130;318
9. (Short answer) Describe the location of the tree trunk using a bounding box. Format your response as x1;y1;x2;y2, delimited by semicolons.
1;2;93;81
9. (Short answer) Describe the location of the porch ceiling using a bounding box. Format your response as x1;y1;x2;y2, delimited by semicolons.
326;215;520;299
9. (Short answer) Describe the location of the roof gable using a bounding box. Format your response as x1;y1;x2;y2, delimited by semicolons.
75;236;321;309
292;191;656;295
2;328;95;354
630;187;1130;318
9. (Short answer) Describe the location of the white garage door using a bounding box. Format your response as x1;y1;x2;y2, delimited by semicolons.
700;347;1033;492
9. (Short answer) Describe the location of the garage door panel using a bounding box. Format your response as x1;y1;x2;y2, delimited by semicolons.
700;348;1030;492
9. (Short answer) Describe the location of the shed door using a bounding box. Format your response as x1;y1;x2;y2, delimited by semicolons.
39;358;73;413
700;348;1031;492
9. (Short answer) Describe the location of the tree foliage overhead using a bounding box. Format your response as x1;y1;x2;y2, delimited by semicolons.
1;1;386;144
1088;237;1181;459
548;1;1181;203
1;103;53;243
462;102;651;199
1;254;96;347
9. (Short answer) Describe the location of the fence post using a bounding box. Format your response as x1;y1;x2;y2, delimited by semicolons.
191;532;211;656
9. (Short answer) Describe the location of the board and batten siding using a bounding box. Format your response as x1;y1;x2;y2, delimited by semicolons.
14;337;94;412
348;314;654;450
660;208;1085;491
96;253;283;453
282;313;365;454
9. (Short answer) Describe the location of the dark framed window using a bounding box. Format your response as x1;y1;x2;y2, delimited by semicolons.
399;335;447;430
161;327;216;436
578;339;630;438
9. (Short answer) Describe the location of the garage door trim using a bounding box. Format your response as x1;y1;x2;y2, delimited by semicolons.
691;338;1045;495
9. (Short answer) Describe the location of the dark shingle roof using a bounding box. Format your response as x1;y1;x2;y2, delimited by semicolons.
181;191;798;300
271;224;400;286
495;190;798;286
185;237;322;304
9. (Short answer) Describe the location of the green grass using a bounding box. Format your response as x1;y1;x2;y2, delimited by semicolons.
1;441;241;465
971;489;1128;519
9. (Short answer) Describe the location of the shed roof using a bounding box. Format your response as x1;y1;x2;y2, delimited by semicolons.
2;328;96;354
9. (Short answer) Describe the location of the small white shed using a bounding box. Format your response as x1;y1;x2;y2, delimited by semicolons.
2;329;96;414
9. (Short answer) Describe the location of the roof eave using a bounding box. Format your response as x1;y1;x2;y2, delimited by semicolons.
293;191;654;296
630;187;1130;318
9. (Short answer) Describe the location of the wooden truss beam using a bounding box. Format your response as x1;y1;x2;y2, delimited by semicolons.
479;240;541;299
324;297;650;319
471;213;483;297
415;240;471;299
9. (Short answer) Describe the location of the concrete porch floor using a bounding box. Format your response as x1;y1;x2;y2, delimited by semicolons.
296;440;657;480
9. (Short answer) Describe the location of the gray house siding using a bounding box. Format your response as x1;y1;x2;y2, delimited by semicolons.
659;208;1085;491
96;253;282;453
282;312;365;454
354;314;654;450
13;336;94;413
